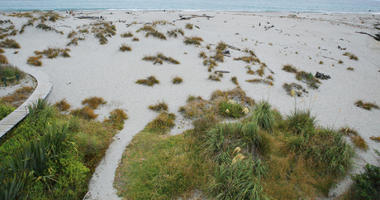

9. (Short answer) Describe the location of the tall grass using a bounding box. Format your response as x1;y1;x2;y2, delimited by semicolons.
252;101;274;132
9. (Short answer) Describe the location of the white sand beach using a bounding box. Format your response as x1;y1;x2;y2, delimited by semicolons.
1;10;380;199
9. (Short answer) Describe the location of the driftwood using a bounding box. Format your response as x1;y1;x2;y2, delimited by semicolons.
214;70;230;73
356;31;380;41
76;16;103;20
178;14;214;20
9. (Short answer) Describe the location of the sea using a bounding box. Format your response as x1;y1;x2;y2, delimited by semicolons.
0;0;380;13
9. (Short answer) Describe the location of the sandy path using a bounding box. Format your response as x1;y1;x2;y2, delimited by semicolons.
1;10;380;199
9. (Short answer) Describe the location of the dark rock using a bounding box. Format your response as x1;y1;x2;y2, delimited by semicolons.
315;72;331;80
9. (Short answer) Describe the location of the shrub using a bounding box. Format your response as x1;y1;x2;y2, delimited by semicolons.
81;97;107;109
0;54;8;64
351;164;380;200
218;100;245;118
355;100;379;110
54;99;71;111
252;101;274;132
27;55;42;66
148;102;168;112
172;76;183;84
104;109;128;130
136;76;160;86
70;106;98;120
146;112;175;133
0;39;20;49
0;102;15;120
184;37;203;45
120;44;132;52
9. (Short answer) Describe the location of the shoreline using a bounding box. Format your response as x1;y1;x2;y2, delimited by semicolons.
1;8;380;15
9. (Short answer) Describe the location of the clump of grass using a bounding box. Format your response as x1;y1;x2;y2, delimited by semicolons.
283;82;308;97
27;55;42;66
208;74;221;81
36;23;63;34
82;97;107;109
136;76;160;86
172;76;183;84
338;60;344;64
0;65;24;84
343;52;358;60
218;100;246;118
339;127;358;136
286;111;315;136
246;78;273;86
199;51;207;59
349;164;380;200
67;30;77;38
34;48;71;58
0;48;4;53
282;64;298;73
0;102;15;120
142;53;180;65
70;106;98;120
119;44;132;52
296;71;321;89
350;135;368;150
347;67;354;71
0;39;20;49
231;76;239;85
0;54;8;64
54;99;71;111
104;108;128;130
167;28;184;38
137;25;166;40
90;21;117;44
132;37;139;41
146;112;176;133
234;50;261;65
370;136;380;142
184;37;203;45
1;86;34;107
203;58;218;72
185;23;193;29
252;101;274;132
319;61;324;64
355;100;379;110
120;32;133;38
149;102;168;112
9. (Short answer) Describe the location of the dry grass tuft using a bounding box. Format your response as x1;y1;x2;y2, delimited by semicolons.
167;29;184;38
149;102;168;112
185;23;193;29
355;100;379;110
82;97;107;109
120;44;132;52
231;76;239;85
246;78;273;86
282;64;298;73
121;32;133;38
184;37;203;45
143;53;180;65
199;51;207;59
70;106;98;120
172;76;183;84
283;83;308;97
27;55;42;66
146;112;176;132
338;60;344;64
132;37;139;41
343;52;358;61
136;76;160;86
350;135;368;150
347;67;354;71
296;71;321;89
0;39;20;49
34;48;70;58
137;25;166;40
54;99;71;111
104;109;128;130
0;48;4;53
1;86;34;107
370;136;380;142
90;21;117;44
339;127;358;136
0;54;8;64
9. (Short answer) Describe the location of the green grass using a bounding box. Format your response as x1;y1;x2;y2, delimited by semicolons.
0;99;120;200
0;102;15;120
218;100;246;118
0;65;24;84
148;102;168;112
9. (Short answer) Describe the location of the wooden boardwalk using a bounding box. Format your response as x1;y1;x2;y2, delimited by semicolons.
0;66;52;139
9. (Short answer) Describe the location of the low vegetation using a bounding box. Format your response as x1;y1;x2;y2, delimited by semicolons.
283;82;308;97
246;78;274;86
0;39;20;49
143;53;180;65
34;48;71;58
0;65;24;85
0;99;121;200
120;32;133;38
148;102;168;112
36;23;64;34
137;25;166;40
115;88;354;200
70;106;98;120
1;86;34;107
172;76;183;84
27;55;42;66
185;23;193;30
81;97;107;109
355;100;379;110
119;44;132;52
90;21;117;44
184;37;203;45
231;76;239;85
104;109;128;130
343;52;358;61
0;54;8;64
136;76;160;86
167;29;184;38
0;101;15;120
54;99;71;111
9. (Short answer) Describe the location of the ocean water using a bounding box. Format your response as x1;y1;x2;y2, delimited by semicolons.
0;0;380;13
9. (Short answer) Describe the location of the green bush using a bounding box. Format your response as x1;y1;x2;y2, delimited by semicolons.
351;164;380;200
252;101;274;132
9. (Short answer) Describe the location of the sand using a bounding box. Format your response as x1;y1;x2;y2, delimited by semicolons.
1;10;380;199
